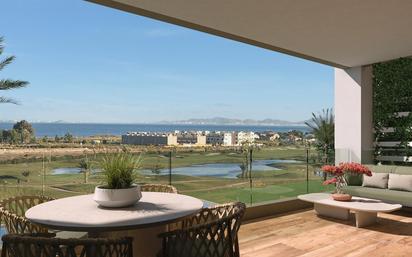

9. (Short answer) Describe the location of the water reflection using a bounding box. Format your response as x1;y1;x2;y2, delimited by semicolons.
52;168;100;175
51;160;300;179
141;159;300;179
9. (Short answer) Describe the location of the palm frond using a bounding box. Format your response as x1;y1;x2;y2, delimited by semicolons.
0;56;15;71
0;79;29;90
0;37;4;55
305;108;335;147
0;37;28;105
0;96;19;105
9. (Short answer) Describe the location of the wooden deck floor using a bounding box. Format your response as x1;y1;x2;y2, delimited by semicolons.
239;209;412;257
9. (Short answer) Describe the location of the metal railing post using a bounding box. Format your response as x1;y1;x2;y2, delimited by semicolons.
306;147;309;193
169;151;172;185
249;148;253;206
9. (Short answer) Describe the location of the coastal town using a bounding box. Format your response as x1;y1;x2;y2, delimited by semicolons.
0;120;316;163
122;130;315;147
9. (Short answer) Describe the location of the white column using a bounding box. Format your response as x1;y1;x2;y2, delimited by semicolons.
334;66;374;164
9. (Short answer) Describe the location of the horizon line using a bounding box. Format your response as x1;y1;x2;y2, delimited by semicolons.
0;121;308;126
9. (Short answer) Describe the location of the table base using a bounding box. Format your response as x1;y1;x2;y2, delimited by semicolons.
314;203;349;220
354;211;377;228
314;203;378;228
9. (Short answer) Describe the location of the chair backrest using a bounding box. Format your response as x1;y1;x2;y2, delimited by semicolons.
0;196;54;234
140;184;178;194
161;202;246;257
1;233;133;257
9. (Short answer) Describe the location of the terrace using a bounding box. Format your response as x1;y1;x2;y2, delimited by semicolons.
240;209;412;257
2;1;412;256
87;1;412;256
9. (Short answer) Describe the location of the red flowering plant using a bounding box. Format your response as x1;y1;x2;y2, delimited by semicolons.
321;162;371;194
339;162;372;177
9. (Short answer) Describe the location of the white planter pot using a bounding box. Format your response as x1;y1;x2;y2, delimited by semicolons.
93;185;142;208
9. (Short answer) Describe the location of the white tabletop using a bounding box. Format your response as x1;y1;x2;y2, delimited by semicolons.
26;192;204;232
298;193;402;213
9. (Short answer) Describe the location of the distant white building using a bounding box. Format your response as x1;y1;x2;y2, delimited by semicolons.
122;130;265;147
205;131;241;146
122;132;177;146
237;132;259;145
223;132;236;146
177;131;205;145
196;135;207;146
206;132;224;145
269;133;280;141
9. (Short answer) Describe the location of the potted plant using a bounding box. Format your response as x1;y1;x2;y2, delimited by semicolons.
322;162;372;201
93;152;142;208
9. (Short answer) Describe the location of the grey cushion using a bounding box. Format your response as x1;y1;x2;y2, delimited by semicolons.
362;172;389;189
343;185;412;207
388;173;412;192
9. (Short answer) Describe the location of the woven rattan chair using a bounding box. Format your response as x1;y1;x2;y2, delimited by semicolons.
158;202;246;257
140;184;178;194
1;233;133;257
0;196;54;234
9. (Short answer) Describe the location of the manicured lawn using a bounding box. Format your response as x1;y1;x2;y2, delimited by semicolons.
184;180;333;204
0;146;329;205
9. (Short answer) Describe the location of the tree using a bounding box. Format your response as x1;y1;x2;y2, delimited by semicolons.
305;108;335;180
239;162;248;178
288;130;304;138
0;37;29;104
41;136;48;143
13;120;34;144
0;129;11;143
239;142;253;178
63;132;74;143
79;158;93;183
13;120;34;134
10;129;20;144
151;163;162;175
21;170;30;182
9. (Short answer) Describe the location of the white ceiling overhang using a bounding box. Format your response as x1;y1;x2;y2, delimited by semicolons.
87;0;412;68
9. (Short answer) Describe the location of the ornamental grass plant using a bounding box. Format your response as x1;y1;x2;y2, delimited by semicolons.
100;152;141;189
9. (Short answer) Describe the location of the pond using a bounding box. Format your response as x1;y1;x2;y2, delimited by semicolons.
140;159;300;179
52;167;82;175
52;168;100;175
51;159;299;179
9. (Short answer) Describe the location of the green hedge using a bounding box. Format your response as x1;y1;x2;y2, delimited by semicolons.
373;58;412;164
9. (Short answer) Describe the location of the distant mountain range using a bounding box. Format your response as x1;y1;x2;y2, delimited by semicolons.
0;118;307;126
158;117;307;126
0;120;68;124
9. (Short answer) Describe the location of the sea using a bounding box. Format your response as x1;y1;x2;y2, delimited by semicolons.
0;123;309;137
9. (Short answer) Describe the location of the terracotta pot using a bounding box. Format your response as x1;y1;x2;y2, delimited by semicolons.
331;193;352;201
93;185;142;208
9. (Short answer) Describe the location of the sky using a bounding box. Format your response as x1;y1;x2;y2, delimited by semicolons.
0;0;334;123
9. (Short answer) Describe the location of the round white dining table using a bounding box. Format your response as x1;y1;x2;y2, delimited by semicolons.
26;192;204;257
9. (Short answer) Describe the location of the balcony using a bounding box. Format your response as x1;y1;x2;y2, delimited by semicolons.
3;145;412;256
3;0;412;256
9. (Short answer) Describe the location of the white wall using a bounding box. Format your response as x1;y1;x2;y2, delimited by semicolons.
335;66;374;164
